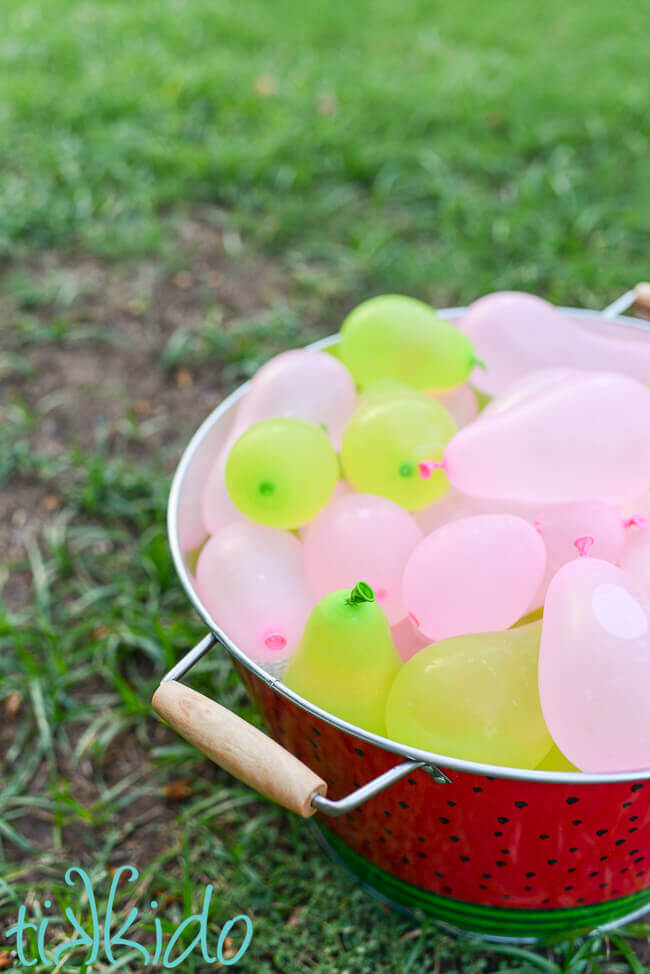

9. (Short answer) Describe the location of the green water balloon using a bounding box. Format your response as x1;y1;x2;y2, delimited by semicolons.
340;294;476;391
225;417;339;529
340;391;457;510
284;582;401;735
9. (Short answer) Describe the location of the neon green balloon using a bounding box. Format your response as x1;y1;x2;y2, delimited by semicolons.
536;745;580;773
225;418;338;529
385;623;553;768
284;582;401;735
340;295;476;391
340;392;457;510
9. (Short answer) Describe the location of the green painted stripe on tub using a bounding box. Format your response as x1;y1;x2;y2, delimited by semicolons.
317;826;650;937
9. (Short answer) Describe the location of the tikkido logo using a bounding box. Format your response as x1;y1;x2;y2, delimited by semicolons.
4;866;253;969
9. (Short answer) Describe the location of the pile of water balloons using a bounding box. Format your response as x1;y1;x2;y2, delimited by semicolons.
193;292;650;775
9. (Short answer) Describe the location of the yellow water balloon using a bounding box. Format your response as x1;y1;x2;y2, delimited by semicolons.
385;622;552;767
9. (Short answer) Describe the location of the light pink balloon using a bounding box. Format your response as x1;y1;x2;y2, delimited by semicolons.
201;433;246;537
391;617;431;662
539;558;650;772
415;490;539;536
430;385;478;427
480;367;579;419
619;523;650;598
531;502;627;607
298;481;353;541
304;493;423;624
461;291;650;395
195;521;312;665
402;514;547;641
441;372;650;504
235;349;356;449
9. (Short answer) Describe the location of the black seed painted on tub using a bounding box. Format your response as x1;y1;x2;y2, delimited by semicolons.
629;827;639;833
631;784;643;792
503;894;510;900
354;747;366;757
402;857;410;864
497;816;508;824
548;859;558;866
515;801;528;808
578;897;585;903
539;834;549;840
439;817;450;825
482;873;492;879
494;831;503;837
473;787;483;793
501;849;510;855
630;849;640;856
311;726;321;736
542;899;550;905
380;837;386;844
448;800;457;807
485;776;496;781
616;839;626;846
384;810;391;817
629;815;639;821
566;796;580;804
525;872;536;878
568;868;576;873
620;867;628;873
416;852;427;859
407;778;417;785
480;884;487;890
460;855;470;862
637;871;646;877
622;801;632;808
398;801;409;809
308;738;317;749
435;871;444;878
418;836;425;843
589;871;598;878
572;820;582;826
634;857;644;864
443;886;453;894
384;828;393;835
596;829;608;836
524;886;532;892
449;835;460;843
600;856;608;861
496;861;507;868
564;886;574;891
353;781;360;788
569;847;578;853
599;883;608;889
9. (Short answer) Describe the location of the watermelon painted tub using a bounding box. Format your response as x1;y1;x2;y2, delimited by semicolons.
153;294;650;943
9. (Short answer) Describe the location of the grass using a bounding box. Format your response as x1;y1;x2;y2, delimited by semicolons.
0;0;649;970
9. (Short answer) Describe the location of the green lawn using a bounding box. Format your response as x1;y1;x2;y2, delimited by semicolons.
1;0;649;970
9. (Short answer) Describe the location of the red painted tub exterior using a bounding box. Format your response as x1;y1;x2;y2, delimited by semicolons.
238;666;650;939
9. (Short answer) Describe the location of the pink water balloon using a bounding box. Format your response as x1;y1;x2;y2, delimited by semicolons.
437;372;650;504
461;291;650;395
235;349;356;449
195;521;312;666
391;616;431;662
430;385;478;427
415;489;540;536
402;514;547;641
539;558;650;772
201;433;246;537
304;493;423;624
532;501;627;607
298;481;353;541
480;367;579;419
620;522;650;598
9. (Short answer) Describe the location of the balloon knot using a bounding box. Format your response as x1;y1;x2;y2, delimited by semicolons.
574;536;595;558
346;581;375;606
472;357;487;371
623;514;648;529
533;516;543;535
418;460;446;480
264;632;287;651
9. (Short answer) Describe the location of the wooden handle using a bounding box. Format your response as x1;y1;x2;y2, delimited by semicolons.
634;282;650;314
152;681;327;817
